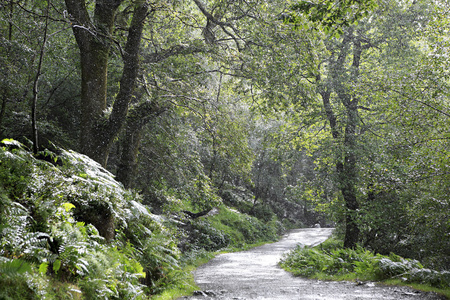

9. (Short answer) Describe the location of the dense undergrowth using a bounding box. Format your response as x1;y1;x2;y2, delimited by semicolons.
0;140;284;299
280;237;450;298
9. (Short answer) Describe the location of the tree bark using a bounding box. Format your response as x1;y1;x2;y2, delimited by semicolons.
319;30;362;249
116;100;165;188
31;0;51;154
182;209;212;219
65;0;148;166
341;108;360;249
0;2;14;138
64;0;148;241
340;36;363;248
65;0;119;156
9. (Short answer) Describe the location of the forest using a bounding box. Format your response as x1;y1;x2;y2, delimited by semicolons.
0;0;449;299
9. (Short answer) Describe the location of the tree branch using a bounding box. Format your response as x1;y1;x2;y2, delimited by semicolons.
192;0;244;49
143;44;205;64
107;3;149;138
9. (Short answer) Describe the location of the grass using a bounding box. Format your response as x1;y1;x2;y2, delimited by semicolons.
293;274;450;299
280;237;450;299
150;266;199;300
207;206;281;245
151;251;213;300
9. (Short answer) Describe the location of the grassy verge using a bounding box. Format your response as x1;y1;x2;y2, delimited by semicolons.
382;280;450;299
279;237;450;299
151;250;214;300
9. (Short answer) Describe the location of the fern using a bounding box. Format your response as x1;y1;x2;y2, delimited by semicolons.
0;258;32;278
0;140;180;298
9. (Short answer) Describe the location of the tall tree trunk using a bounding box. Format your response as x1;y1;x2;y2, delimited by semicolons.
320;30;362;249
64;0;149;241
65;0;121;161
0;90;7;138
340;36;363;248
322;90;361;249
116;100;164;188
341;106;360;249
0;1;14;137
31;0;51;154
65;0;148;166
116;124;143;189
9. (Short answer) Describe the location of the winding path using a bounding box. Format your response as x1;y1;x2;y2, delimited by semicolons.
180;228;445;300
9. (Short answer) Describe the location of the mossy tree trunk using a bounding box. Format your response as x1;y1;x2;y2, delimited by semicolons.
64;0;149;166
64;0;149;241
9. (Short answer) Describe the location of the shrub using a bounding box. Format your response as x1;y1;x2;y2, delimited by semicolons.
184;219;231;251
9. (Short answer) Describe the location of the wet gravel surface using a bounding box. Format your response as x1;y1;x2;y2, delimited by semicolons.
180;228;446;300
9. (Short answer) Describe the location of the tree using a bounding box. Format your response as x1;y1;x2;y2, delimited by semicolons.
30;0;51;154
64;0;266;171
115;99;165;188
64;0;149;166
317;27;368;248
240;0;436;249
111;0;282;190
249;116;321;225
0;1;79;147
353;0;450;266
311;1;436;248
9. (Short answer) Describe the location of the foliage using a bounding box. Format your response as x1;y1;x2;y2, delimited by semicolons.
280;238;450;289
289;0;378;34
180;206;284;252
0;140;179;299
134;111;223;214
183;218;231;252
2;0;450;297
254;0;450;256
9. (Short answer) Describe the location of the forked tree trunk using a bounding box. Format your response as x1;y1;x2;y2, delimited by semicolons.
65;0;148;166
64;0;149;241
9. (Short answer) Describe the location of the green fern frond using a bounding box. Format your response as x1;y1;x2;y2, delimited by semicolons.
0;258;32;278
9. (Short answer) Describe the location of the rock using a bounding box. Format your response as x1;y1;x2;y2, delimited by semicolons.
192;290;218;297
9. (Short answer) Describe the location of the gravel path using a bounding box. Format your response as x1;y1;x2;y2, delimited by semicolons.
180;228;445;300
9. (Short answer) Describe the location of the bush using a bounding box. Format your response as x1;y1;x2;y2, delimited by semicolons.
209;206;281;244
179;206;284;253
375;254;422;280
182;219;231;252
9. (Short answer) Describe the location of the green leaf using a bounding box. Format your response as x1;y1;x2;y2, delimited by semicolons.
39;262;49;274
53;259;61;274
1;138;23;148
62;202;76;212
